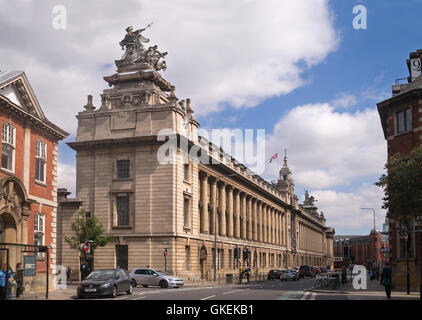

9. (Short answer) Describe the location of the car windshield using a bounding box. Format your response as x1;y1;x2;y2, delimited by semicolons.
86;270;115;280
156;270;169;276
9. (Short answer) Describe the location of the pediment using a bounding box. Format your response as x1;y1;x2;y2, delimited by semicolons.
0;71;45;120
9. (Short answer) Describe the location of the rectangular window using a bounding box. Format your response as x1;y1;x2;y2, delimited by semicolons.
184;163;190;181
184;197;190;228
34;213;45;257
117;196;130;226
1;123;15;171
396;108;412;134
35;140;47;182
117;160;130;179
185;246;190;270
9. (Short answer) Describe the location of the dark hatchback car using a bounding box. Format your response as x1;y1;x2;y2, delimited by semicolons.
299;265;316;278
267;269;283;280
77;269;133;298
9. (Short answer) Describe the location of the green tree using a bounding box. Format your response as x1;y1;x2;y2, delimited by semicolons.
376;145;422;219
64;210;113;254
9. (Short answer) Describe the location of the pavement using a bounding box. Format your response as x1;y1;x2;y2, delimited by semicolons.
307;274;420;300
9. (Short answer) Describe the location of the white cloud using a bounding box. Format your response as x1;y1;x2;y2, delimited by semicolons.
310;184;386;234
57;162;76;196
264;103;387;189
331;93;357;109
0;0;339;134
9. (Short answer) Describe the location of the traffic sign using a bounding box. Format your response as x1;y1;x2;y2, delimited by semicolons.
83;242;90;254
380;247;390;253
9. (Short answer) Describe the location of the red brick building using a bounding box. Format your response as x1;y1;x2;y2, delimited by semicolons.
0;70;68;292
377;49;422;291
333;230;389;268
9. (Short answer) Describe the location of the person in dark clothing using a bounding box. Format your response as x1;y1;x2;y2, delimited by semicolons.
15;263;24;298
380;262;392;299
66;266;72;285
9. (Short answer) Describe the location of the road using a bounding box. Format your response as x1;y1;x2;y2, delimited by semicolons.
71;277;317;300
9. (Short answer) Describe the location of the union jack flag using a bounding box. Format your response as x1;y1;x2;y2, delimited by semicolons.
269;153;278;163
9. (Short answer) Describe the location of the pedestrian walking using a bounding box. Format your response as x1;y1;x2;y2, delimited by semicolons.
15;263;24;298
380;262;392;299
369;268;374;281
0;264;6;300
66;266;72;285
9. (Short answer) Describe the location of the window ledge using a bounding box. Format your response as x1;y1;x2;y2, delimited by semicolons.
1;168;15;175
112;178;133;182
393;130;413;138
35;180;47;187
112;226;133;230
183;226;191;232
183;180;191;185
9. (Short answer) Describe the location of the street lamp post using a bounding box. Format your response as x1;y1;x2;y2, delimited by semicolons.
361;208;377;274
399;227;411;295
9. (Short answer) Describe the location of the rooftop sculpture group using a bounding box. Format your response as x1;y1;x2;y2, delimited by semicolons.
116;23;167;71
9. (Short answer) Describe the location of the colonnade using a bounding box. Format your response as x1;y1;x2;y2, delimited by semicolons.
199;171;286;246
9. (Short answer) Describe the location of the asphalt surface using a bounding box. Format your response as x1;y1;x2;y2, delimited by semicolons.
71;277;317;300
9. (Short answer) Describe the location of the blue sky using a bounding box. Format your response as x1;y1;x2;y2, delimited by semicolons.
2;0;420;235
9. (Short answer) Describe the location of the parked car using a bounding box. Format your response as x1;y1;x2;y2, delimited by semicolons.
280;269;299;281
77;268;132;298
267;269;283;280
129;268;184;288
299;265;316;278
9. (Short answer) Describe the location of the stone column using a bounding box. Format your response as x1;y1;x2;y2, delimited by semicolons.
227;186;234;238
234;189;241;239
275;210;279;245
199;172;209;233
241;193;247;239
210;177;217;235
263;204;267;243
271;208;275;244
247;196;252;240
258;201;262;242
218;181;226;236
252;199;258;242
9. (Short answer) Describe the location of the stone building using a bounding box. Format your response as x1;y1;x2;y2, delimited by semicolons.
377;49;422;291
0;70;68;293
58;26;335;282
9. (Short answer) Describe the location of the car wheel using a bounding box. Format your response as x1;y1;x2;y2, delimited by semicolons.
142;285;148;288
131;279;137;287
159;280;169;288
127;284;133;295
111;285;118;298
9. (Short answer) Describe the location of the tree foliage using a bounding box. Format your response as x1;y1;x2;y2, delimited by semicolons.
64;210;113;253
376;145;422;219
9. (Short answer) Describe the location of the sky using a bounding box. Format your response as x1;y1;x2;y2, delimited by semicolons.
1;0;420;235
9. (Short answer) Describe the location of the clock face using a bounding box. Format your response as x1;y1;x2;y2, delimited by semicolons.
410;58;421;79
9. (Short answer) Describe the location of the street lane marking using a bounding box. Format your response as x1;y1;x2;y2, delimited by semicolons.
133;296;146;300
201;295;216;300
300;292;311;300
310;293;316;300
223;289;244;295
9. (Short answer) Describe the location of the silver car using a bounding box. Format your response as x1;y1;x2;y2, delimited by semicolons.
129;268;184;288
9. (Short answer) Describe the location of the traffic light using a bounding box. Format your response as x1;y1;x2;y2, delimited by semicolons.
343;246;349;259
234;247;240;259
243;248;249;260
